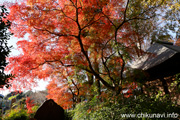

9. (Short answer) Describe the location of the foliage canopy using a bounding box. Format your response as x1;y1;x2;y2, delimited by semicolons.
5;0;180;109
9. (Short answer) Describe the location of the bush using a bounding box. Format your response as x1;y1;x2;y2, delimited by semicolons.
70;95;180;120
64;110;72;120
28;105;39;119
3;108;29;120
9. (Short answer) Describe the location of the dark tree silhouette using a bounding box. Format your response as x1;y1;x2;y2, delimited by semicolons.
0;5;13;87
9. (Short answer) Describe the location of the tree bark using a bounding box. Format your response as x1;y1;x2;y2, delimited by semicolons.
160;78;169;94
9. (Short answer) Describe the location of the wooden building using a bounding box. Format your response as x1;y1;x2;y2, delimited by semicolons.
131;41;180;95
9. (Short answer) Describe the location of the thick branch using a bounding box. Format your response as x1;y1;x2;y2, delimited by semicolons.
118;51;125;84
101;53;115;85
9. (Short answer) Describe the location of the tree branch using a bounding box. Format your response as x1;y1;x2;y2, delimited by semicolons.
31;59;74;70
33;26;77;38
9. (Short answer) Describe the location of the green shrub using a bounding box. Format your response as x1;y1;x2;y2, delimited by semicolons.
3;108;29;120
70;95;180;120
28;105;39;118
64;110;73;120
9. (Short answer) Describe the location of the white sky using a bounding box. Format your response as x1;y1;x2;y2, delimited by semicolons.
0;0;49;95
0;0;17;4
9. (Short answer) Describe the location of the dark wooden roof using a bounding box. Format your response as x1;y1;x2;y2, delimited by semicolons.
34;99;64;120
131;41;180;79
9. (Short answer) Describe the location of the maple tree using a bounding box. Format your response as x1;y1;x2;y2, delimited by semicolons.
26;97;35;114
5;0;177;108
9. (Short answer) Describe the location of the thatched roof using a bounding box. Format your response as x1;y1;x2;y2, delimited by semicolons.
131;41;180;79
34;99;64;120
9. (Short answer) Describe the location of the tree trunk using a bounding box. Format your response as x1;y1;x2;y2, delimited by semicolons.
160;78;169;94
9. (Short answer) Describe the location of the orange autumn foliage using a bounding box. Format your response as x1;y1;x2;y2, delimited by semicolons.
26;97;35;114
46;80;73;109
5;0;151;108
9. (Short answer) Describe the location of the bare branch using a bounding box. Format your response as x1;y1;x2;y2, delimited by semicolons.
123;0;129;22
30;59;74;70
82;14;103;30
101;53;115;85
60;8;76;22
69;0;77;8
33;26;77;38
101;12;116;27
